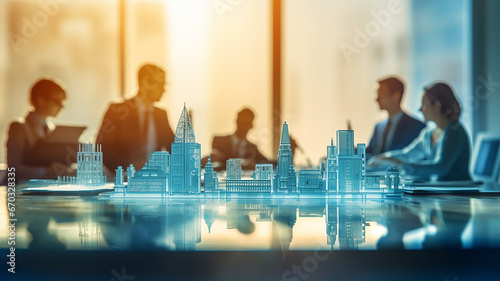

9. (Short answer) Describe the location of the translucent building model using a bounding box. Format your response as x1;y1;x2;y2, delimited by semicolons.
28;143;107;190
253;164;274;181
110;105;201;197
336;130;365;193
325;139;338;193
169;105;201;195
385;166;401;194
298;166;325;194
75;143;107;186
106;117;400;198
275;122;296;194
24;113;402;197
203;156;218;193
226;159;272;193
226;158;242;180
128;165;167;194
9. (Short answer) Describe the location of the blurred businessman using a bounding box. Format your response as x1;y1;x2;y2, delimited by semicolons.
96;64;175;171
366;76;426;156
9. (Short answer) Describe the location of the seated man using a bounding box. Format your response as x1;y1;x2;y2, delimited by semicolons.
369;82;471;181
6;78;74;181
96;64;175;171
366;76;426;157
206;108;269;170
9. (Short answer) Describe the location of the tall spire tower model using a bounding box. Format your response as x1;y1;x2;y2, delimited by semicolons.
169;104;201;194
276;122;294;193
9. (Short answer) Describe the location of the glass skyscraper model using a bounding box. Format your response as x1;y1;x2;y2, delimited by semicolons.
276;122;296;194
169;105;201;194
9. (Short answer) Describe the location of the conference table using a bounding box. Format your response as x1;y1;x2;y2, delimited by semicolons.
1;183;500;281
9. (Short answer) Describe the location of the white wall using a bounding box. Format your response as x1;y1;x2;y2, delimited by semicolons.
410;0;473;139
1;0;120;163
284;0;412;165
164;0;272;159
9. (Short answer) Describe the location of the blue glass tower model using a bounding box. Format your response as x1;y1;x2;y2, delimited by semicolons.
169;105;201;194
336;130;365;193
325;139;337;193
276;122;295;193
76;143;107;186
203;156;218;193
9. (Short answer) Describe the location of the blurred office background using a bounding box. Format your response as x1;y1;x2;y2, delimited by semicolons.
0;0;499;167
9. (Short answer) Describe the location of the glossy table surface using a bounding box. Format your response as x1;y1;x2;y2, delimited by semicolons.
2;184;500;280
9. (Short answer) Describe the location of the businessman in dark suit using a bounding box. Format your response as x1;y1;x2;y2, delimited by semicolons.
207;108;269;170
366;76;426;156
96;64;175;171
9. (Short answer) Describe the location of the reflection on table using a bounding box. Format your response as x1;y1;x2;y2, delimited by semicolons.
3;187;500;254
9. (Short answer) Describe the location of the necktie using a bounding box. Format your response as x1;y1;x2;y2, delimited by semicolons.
379;119;391;153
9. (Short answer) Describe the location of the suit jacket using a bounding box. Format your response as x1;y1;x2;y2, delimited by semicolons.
96;98;175;170
211;135;268;169
366;112;426;155
6;111;52;180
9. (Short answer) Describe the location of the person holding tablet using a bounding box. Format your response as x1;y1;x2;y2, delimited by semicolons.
6;78;73;181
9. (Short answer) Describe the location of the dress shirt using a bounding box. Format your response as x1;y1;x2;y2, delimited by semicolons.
134;97;157;158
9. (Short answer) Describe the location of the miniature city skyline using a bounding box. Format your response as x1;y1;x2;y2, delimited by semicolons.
26;104;401;197
109;105;401;198
28;143;108;191
73;198;378;252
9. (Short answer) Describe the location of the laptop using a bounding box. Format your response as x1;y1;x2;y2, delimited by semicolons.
469;132;500;189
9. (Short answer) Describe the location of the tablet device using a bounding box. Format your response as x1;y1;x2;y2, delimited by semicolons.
26;125;87;166
45;125;87;144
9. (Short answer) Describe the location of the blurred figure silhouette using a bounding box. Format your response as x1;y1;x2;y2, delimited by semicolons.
366;77;426;156
96;64;174;171
235;215;256;235
203;108;269;170
369;82;471;181
27;216;66;250
423;200;471;249
377;205;422;250
6;78;73;181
